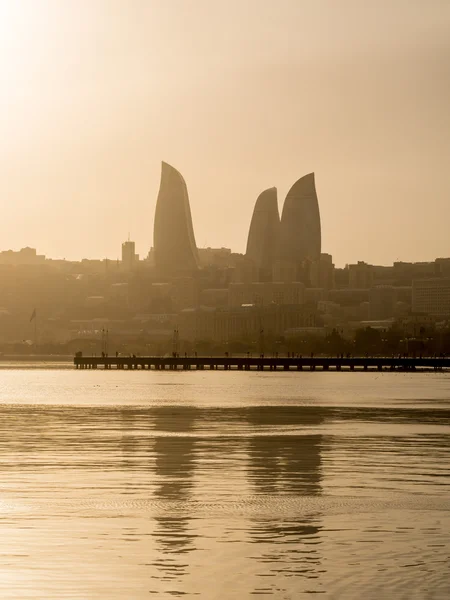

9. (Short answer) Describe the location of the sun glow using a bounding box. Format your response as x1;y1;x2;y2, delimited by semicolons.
0;1;37;101
0;0;33;53
0;1;61;148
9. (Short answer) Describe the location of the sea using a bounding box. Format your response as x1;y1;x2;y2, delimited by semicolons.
0;364;449;598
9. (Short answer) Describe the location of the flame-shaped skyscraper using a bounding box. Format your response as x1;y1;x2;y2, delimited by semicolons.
153;162;199;274
278;173;321;262
246;187;280;278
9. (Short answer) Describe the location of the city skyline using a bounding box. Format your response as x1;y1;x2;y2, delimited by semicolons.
0;5;448;600
0;158;445;269
1;1;449;265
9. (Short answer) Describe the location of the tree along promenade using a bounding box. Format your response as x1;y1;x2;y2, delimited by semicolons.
74;355;450;372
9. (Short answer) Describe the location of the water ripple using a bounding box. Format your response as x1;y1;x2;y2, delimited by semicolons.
0;371;448;598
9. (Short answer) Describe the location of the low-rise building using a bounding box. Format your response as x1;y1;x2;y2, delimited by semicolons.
369;286;397;320
200;288;229;308
178;304;316;343
0;247;46;265
309;253;335;289
229;282;305;307
412;278;450;317
348;261;373;289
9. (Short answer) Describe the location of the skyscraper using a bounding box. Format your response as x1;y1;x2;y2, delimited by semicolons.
153;162;199;274
278;173;321;263
246;187;280;279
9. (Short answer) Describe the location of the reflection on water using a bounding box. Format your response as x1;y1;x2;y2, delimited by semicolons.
152;408;198;584
0;371;449;598
245;408;324;592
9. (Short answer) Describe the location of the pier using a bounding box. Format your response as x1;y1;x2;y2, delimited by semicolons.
74;355;450;372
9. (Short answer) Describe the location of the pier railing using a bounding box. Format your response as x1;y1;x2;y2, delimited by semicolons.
74;355;450;372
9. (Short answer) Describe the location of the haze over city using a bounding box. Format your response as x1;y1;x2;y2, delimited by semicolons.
1;3;450;600
1;0;449;265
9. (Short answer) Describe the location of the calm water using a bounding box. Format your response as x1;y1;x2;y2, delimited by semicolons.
0;369;449;599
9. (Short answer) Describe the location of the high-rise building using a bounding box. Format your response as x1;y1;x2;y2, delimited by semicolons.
121;240;138;270
246;187;280;280
153;162;199;275
278;173;321;263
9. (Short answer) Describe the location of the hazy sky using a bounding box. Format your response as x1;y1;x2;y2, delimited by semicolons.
1;0;449;266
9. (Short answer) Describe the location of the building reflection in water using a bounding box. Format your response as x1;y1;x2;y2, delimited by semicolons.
151;407;199;584
118;404;326;592
119;406;199;586
245;405;325;589
119;408;149;474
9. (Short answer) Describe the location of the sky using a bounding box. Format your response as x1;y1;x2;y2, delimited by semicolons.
0;0;449;267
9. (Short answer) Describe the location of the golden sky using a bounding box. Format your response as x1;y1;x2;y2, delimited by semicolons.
1;0;449;265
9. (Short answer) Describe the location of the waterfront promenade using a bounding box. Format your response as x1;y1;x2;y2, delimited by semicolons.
74;355;450;372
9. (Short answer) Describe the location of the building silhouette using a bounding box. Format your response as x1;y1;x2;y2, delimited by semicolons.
369;285;397;320
348;261;373;289
121;239;138;270
412;278;450;317
245;187;280;281
278;173;321;264
153;162;199;275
